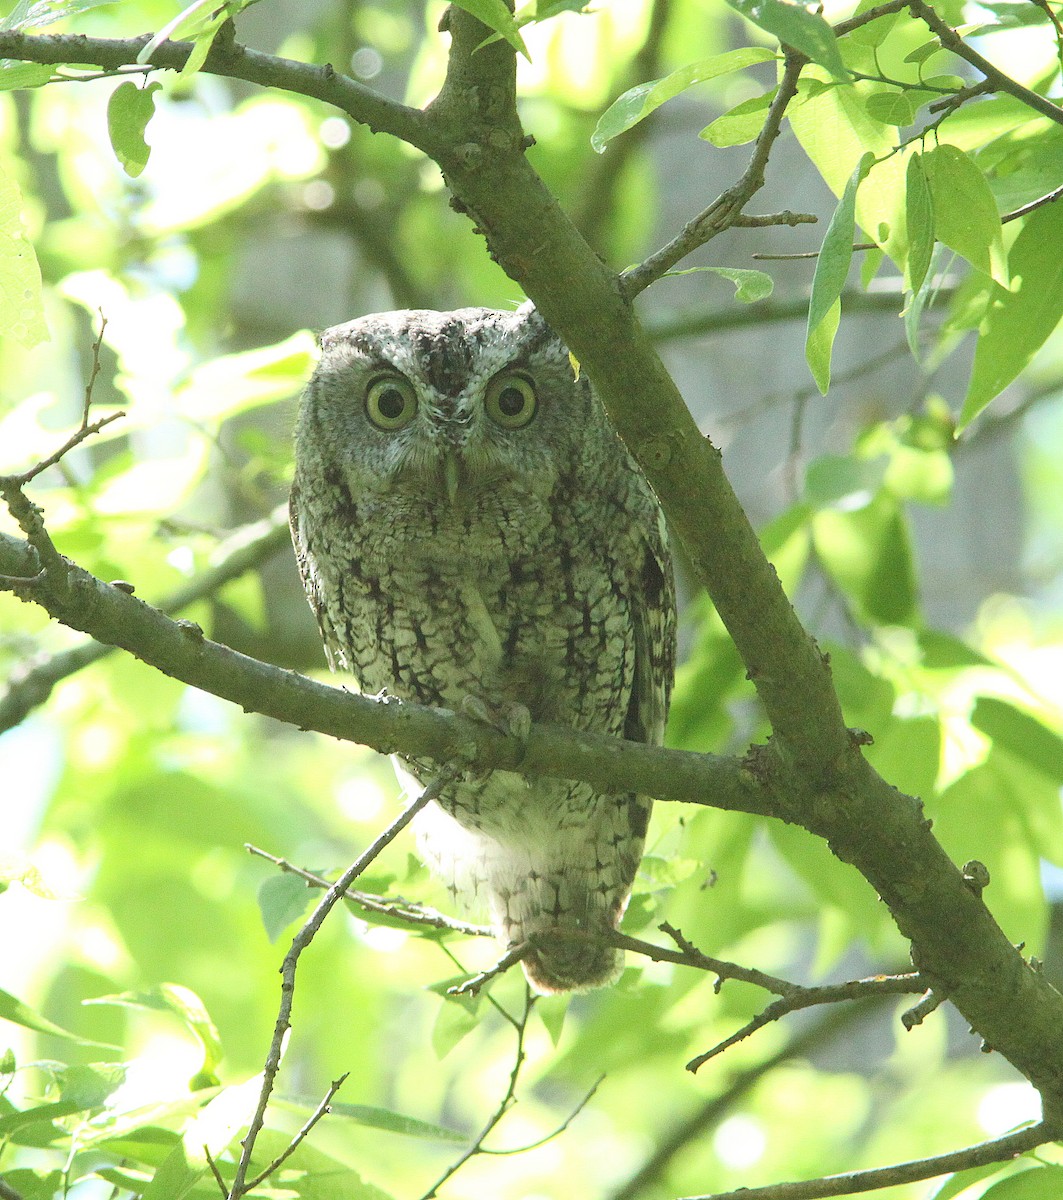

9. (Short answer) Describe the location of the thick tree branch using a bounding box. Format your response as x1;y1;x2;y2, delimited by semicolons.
0;528;763;814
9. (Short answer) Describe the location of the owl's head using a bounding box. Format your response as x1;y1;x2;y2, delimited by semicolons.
295;306;601;509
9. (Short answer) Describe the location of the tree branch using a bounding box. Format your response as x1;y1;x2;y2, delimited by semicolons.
681;1122;1051;1200
0;30;433;150
620;52;808;296
0;506;292;734
0;527;764;814
906;0;1063;127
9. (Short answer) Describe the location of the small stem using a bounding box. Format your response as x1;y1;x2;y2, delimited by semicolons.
229;770;457;1199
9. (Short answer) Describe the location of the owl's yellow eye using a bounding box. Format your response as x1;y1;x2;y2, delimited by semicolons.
485;372;537;429
366;376;418;430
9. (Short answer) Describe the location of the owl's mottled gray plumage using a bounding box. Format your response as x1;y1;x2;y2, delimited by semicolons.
290;306;676;993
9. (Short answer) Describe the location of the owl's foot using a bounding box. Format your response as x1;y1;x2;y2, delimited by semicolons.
460;695;532;741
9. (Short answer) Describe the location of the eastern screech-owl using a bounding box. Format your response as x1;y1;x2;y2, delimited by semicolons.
289;305;676;993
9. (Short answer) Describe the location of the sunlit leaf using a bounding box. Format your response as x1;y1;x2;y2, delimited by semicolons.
864;89;920;126
923;143;1005;283
0;160;47;348
905;151;934;292
257;871;312;942
0;0;116;31
86;984;223;1079
971;698;1063;785
0;987;114;1047
0;62;52;90
107;80;162;178
289;1097;465;1142
978;1165;1063;1198
813;493;918;624
804;453;886;506
701;88;777;146
591;47;776;152
452;0;529;56
726;0;848;79
141;1076;262;1200
961;200;1063;428
661;265;774;302
806;152;873;392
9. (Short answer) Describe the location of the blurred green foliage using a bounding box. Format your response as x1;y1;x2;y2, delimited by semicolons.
1;0;1063;1198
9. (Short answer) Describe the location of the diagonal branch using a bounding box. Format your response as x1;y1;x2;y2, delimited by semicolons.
681;1121;1051;1200
0;507;292;734
906;0;1063;127
621;51;809;296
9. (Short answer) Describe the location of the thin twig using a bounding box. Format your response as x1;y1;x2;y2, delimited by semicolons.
417;989;535;1200
246;843;491;938
752;242;878;261
1002;183;1063;223
678;1121;1053;1200
610;926;799;994
621;51;807;296
243;1074;349;1190
229;769;459;1200
204;1148;228;1198
479;1077;604;1156
447;942;530;995
686;972;926;1073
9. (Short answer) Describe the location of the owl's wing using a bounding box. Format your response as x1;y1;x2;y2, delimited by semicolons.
289;483;343;673
625;505;677;749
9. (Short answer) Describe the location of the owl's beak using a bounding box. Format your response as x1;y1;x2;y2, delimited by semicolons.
443;450;460;504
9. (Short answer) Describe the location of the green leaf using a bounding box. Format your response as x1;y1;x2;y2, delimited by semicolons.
0;160;47;349
257;872;312;942
725;0;849;79
452;0;529;56
961;200;1063;428
107;81;162;178
805;151;873;392
591;47;776;152
0;986;114;1046
804;453;886;506
922;143;1005;282
917;630;993;669
142;1077;262;1200
788;71;906;265
805;297;840;394
0;0;116;31
86;984;223;1079
0;62;53;90
0;1170;64;1200
971;698;1063;785
813;493;918;624
846;0;899;46
905;151;934;292
979;1165;1063;1198
661;265;774;302
864;89;919;126
292;1098;465;1142
700;88;776;147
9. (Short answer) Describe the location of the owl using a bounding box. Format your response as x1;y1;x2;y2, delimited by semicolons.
289;305;676;993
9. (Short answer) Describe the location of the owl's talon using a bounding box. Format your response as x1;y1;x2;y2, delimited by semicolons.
460;695;531;742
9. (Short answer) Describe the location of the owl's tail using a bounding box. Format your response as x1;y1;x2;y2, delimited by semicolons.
519;927;624;994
